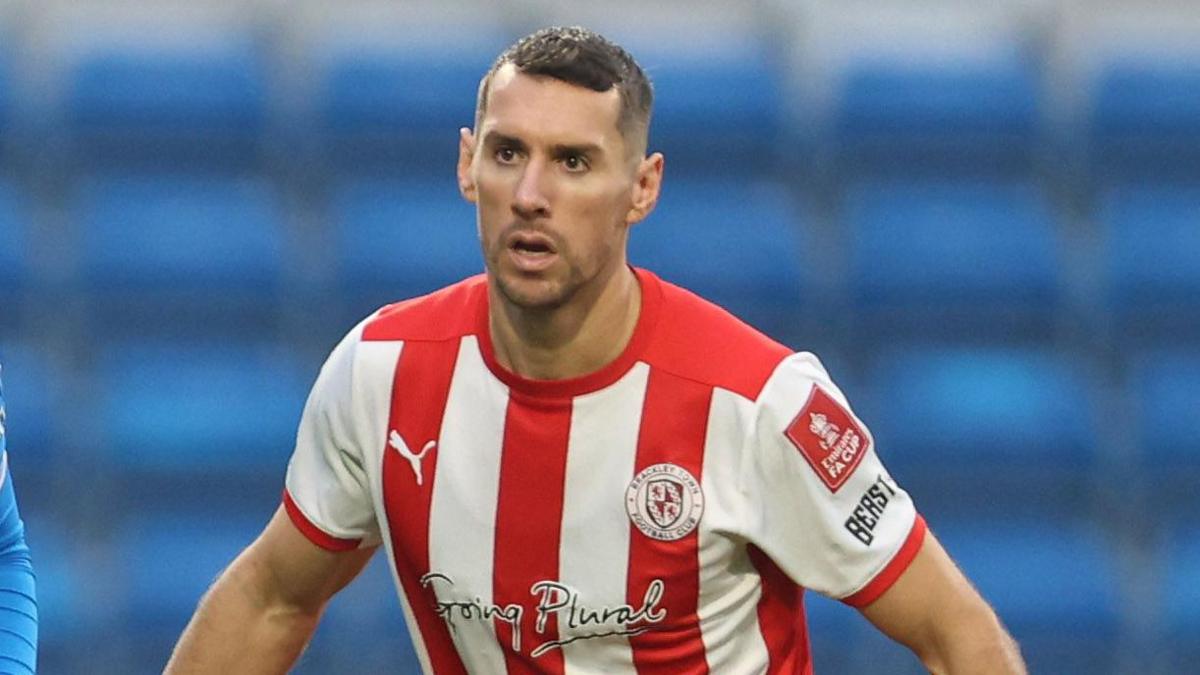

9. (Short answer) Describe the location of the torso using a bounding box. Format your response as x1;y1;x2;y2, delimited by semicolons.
355;269;806;673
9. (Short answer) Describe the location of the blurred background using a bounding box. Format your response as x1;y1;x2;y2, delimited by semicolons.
0;0;1197;672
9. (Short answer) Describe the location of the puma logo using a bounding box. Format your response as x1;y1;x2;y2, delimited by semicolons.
389;430;436;486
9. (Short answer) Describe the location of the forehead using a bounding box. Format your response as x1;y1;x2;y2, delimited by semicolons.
479;64;624;149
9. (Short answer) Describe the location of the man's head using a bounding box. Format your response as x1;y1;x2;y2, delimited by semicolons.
475;26;653;159
458;26;664;312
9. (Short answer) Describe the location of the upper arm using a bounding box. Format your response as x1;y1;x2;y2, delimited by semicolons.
235;505;376;616
743;352;923;601
745;354;1023;671
860;529;979;642
861;530;1024;673
284;320;381;549
243;320;382;614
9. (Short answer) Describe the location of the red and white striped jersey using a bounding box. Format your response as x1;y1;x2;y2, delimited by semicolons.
284;268;925;674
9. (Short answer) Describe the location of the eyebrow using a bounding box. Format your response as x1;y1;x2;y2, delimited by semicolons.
482;131;605;159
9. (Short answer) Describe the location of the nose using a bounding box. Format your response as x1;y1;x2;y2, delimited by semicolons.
512;159;551;220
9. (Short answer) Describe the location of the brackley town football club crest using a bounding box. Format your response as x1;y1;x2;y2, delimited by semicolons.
625;463;704;541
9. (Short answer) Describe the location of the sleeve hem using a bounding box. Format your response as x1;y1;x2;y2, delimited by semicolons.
282;490;363;553
840;513;928;608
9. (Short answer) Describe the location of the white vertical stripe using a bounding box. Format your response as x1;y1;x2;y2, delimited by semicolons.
696;388;771;673
556;362;651;674
358;340;435;674
427;336;510;674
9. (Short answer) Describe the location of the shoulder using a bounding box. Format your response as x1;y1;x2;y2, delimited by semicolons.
313;275;486;400
361;275;487;343
640;271;793;401
755;351;844;421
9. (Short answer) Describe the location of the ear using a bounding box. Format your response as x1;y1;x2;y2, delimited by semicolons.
457;127;478;203
626;152;664;226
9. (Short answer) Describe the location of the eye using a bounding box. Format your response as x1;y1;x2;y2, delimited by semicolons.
562;154;589;172
495;147;520;164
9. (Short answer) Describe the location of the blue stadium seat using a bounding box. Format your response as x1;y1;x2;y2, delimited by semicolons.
846;180;1061;344
935;519;1123;673
862;346;1096;518
0;181;28;295
76;173;285;337
628;179;807;346
1090;59;1200;179
21;519;98;673
78;173;283;291
1162;523;1200;670
1131;350;1200;470
1129;350;1200;524
640;42;785;174
67;42;265;165
0;52;8;134
0;343;58;466
319;33;507;172
835;52;1040;175
322;48;484;135
117;512;264;664
1102;185;1200;343
95;341;309;477
332;175;481;320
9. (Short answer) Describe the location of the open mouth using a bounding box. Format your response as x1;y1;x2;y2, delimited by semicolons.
509;232;557;255
506;230;559;272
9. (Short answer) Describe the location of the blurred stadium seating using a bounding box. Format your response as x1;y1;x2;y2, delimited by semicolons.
1161;522;1200;671
1101;184;1200;346
0;1;1195;673
331;174;481;322
629;179;809;345
75;172;288;338
0;182;29;338
861;345;1099;524
115;511;266;666
936;518;1125;673
844;179;1064;346
65;41;266;167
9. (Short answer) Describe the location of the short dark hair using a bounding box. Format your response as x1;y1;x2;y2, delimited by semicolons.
475;26;654;155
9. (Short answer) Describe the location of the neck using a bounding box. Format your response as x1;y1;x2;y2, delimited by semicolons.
488;265;642;381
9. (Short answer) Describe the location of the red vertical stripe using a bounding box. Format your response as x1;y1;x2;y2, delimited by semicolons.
748;545;813;675
381;340;467;675
492;392;572;674
626;371;711;674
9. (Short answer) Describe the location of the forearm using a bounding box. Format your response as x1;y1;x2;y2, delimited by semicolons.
913;603;1025;675
165;551;321;674
863;531;1027;675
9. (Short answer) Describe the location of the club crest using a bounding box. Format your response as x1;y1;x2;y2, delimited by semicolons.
626;463;703;541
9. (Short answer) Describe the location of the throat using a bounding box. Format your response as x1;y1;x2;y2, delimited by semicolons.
489;267;642;381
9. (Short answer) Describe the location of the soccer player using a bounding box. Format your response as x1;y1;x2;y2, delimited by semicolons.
0;366;38;673
167;26;1026;674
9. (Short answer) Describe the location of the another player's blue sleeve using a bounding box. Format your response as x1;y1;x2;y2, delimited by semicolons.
0;370;38;673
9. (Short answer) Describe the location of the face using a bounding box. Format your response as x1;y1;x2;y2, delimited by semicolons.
458;63;662;311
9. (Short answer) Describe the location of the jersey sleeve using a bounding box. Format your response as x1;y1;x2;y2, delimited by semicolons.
0;370;38;673
0;454;37;673
744;352;926;607
284;323;381;551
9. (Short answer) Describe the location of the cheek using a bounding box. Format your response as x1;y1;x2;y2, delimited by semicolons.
570;194;630;261
474;185;510;244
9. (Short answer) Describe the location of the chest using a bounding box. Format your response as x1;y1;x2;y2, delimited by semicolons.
374;352;748;621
